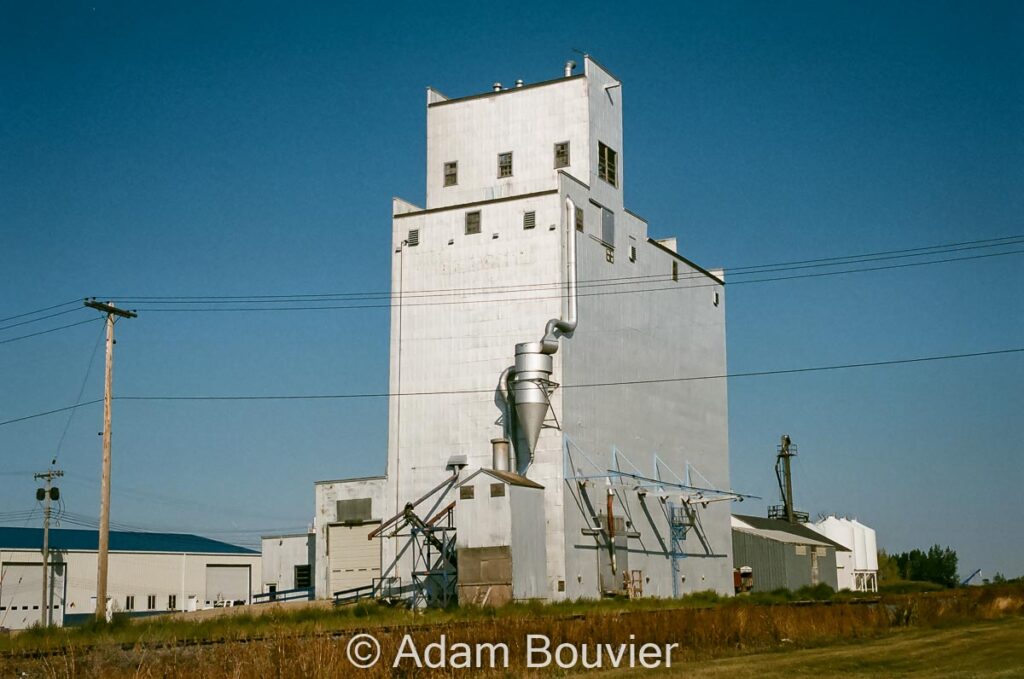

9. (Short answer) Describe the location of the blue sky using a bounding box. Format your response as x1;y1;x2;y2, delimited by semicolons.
1;2;1021;576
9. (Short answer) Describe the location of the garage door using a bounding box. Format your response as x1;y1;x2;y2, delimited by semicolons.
205;565;250;606
329;522;380;595
0;562;66;630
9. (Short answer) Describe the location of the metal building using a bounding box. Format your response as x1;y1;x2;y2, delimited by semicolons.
315;56;744;603
731;515;849;592
809;516;879;592
0;527;260;629
259;532;314;601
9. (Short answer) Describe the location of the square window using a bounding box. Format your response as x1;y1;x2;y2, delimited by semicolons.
490;483;506;497
575;206;584;232
465;211;481;235
554;141;570;168
498;152;513;178
460;485;475;500
598;142;617;187
443;161;458;187
523;211;536;230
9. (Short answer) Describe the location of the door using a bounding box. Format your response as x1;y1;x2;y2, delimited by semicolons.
328;522;381;595
205;565;250;606
0;561;66;629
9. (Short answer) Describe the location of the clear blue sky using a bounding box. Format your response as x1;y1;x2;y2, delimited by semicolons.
2;2;1021;576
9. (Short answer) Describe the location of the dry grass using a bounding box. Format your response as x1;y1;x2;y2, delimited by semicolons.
2;584;1021;678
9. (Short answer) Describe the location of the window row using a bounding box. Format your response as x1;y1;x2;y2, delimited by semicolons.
442;141;616;186
123;594;177;611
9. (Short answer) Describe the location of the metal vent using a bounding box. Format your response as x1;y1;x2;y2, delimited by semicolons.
407;229;420;247
629;245;637;262
523;211;536;230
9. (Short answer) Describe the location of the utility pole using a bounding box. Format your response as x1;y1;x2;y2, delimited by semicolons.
84;299;136;621
34;467;63;627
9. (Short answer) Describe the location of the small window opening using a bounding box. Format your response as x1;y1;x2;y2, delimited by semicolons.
554;141;570;168
465;211;481;235
598;142;618;187
575;206;584;232
629;245;637;263
672;261;679;282
125;595;135;611
498;152;513;178
460;485;475;500
490;483;506;497
168;594;177;610
147;595;156;610
443;161;458;187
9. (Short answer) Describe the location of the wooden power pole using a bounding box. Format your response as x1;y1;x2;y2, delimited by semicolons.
84;299;136;621
34;467;63;627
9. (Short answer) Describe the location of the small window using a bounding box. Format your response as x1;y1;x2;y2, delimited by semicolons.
407;229;419;247
554;141;570;168
713;291;720;307
601;208;615;247
498;152;513;178
490;483;506;497
295;564;312;589
575;206;584;232
523;211;536;230
598;142;618;187
629;245;637;263
168;594;177;610
605;247;614;264
672;261;679;282
795;545;808;556
443;161;458;187
147;595;156;610
125;595;135;611
465;211;481;235
460;485;475;500
557;580;566;592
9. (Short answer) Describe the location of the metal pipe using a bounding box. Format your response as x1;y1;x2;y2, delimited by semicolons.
564;60;576;77
540;196;578;353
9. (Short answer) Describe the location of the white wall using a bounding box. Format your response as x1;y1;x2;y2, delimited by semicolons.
425;76;588;209
260;534;312;592
314;477;386;599
1;549;260;629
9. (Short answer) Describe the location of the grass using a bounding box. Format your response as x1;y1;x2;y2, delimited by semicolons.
1;583;1021;677
604;617;1024;678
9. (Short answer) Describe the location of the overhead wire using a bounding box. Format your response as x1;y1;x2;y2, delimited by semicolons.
0;317;102;345
103;233;1024;306
0;299;82;324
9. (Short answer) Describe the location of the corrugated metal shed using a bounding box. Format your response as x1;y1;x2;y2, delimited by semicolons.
731;515;840;592
0;527;257;554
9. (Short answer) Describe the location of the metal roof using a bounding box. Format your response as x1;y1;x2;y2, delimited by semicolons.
458;468;545;489
0;527;257;554
732;515;850;551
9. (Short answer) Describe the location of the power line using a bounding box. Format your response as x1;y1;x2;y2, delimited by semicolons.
0;347;1010;423
103;233;1024;305
120;247;1024;313
54;324;105;464
0;399;103;427
0;317;102;345
0;307;85;332
0;299;81;324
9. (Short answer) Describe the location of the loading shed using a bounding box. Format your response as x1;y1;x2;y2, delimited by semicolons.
731;515;849;592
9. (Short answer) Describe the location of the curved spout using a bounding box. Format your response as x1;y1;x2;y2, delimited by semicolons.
540;196;579;353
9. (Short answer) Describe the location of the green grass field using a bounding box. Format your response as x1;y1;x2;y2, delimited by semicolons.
614;617;1024;678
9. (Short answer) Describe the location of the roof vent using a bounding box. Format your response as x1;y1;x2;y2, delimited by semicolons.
492;82;502;92
564;60;576;77
515;79;524;88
